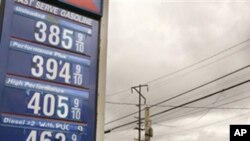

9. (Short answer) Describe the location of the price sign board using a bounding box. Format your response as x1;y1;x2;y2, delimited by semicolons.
0;0;100;141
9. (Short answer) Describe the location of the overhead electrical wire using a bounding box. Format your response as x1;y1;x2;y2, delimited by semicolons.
106;102;250;110
106;38;250;97
106;78;250;131
106;70;250;116
155;92;250;124
182;88;223;124
153;78;250;124
149;43;250;91
105;38;250;132
107;42;250;105
106;87;250;110
154;111;250;138
105;93;250;135
145;38;250;84
151;79;250;117
106;88;131;97
150;65;250;108
105;64;250;125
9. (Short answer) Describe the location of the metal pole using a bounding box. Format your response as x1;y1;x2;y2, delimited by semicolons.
96;0;109;140
131;84;148;141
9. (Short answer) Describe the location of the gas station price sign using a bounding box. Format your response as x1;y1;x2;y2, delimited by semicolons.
0;0;100;141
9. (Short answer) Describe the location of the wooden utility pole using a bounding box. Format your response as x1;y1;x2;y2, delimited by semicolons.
145;107;153;141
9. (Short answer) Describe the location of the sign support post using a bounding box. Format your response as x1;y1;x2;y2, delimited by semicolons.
96;0;109;141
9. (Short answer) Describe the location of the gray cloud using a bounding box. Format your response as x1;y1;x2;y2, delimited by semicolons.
105;0;250;140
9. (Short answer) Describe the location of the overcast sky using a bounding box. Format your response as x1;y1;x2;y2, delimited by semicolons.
104;0;250;140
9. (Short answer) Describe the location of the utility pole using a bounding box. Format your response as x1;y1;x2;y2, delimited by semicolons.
131;84;149;141
145;107;153;141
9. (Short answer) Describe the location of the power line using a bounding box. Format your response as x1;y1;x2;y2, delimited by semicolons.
105;64;250;125
106;101;137;106
154;123;178;128
146;38;250;84
106;99;250;126
105;93;250;135
154;83;250;124
151;79;250;117
150;65;250;108
154;111;250;138
107;78;250;131
149;43;250;91
106;38;250;97
106;101;250;110
106;88;131;97
155;92;250;124
106;71;250;126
